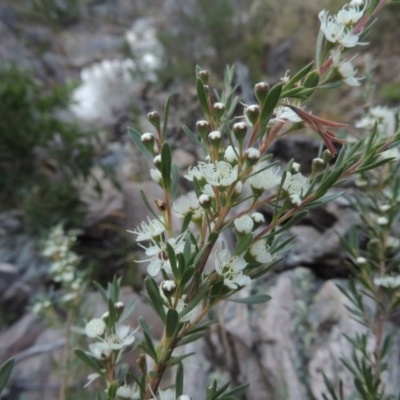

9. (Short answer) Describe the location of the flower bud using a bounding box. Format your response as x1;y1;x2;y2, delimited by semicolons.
115;301;125;320
153;154;162;168
377;216;388;225
379;204;390;212
234;215;254;234
177;396;192;400
356;257;367;265
147;111;160;130
161;280;177;296
196;120;209;142
141;133;155;154
213;102;225;121
254;82;270;104
232;122;248;145
244;147;260;166
150;168;162;183
245;105;260;126
322;149;334;163
251;212;265;229
291;162;301;174
101;312;110;324
199;194;212;209
312;157;325;174
224;145;239;164
197;69;209;85
208;130;222;149
85;318;107;338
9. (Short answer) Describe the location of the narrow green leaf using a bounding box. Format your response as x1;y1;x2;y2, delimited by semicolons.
171;164;179;202
166;353;196;367
219;383;250;399
127;127;153;161
145;277;166;322
107;381;118;399
119;298;137;324
92;281;108;304
303;70;320;88
74;349;102;374
281;86;305;98
179;282;209;319
283;61;314;91
108;298;117;328
259;82;282;124
180;265;195;287
166;308;180;338
162;94;172;140
227;295;272;305
233;233;254;256
166;241;179;279
177;332;205;346
176;363;184;396
197;78;210;120
0;358;14;394
180;211;194;235
279;210;308;232
161;142;172;190
139;337;158;362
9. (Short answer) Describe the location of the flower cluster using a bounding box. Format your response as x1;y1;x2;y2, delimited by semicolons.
71;58;139;123
83;304;138;389
34;224;83;312
318;2;369;86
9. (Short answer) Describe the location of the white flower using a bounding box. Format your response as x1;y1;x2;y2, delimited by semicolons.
128;217;165;242
89;342;112;360
318;10;365;48
203;184;216;197
234;215;254;234
374;275;400;288
251;212;265;224
336;5;364;26
271;106;302;123
282;172;309;197
349;0;364;6
184;165;204;182
116;384;140;399
370;106;394;120
199;161;238;188
104;325;136;350
249;241;273;263
248;164;281;192
215;249;251;290
151;388;176;400
172;195;203;220
139;235;186;276
330;49;362;86
234;181;243;194
224;146;240;164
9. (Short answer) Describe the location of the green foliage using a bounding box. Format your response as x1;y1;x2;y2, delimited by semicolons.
0;358;14;395
0;63;102;231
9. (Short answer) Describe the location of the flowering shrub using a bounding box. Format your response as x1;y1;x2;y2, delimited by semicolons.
74;1;400;399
